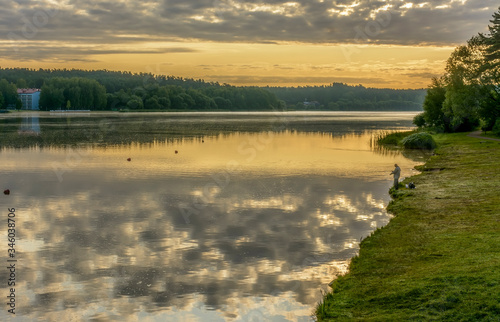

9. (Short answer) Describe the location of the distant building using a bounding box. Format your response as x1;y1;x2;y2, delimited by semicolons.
17;88;41;110
303;99;320;109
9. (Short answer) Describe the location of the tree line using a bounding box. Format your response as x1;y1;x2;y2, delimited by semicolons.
1;68;426;112
0;68;283;111
415;7;500;134
268;83;427;111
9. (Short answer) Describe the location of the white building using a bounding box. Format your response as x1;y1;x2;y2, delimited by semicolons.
17;88;41;110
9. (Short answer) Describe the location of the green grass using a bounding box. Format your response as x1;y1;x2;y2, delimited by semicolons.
481;131;500;140
316;132;500;321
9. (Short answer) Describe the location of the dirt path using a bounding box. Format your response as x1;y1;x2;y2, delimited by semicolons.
467;131;500;142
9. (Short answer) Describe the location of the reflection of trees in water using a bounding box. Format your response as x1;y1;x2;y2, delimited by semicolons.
370;130;433;163
15;174;392;320
0;114;415;148
371;140;433;162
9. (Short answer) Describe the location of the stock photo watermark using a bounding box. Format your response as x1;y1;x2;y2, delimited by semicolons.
6;208;17;315
341;9;392;62
8;7;59;52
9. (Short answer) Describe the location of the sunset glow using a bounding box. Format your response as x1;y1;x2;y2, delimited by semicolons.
0;0;497;88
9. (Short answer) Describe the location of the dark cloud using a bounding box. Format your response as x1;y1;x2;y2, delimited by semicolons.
0;0;497;52
0;43;199;61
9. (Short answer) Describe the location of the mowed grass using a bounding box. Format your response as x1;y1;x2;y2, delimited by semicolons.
316;132;500;321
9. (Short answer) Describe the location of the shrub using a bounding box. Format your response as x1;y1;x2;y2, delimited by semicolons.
413;113;426;127
376;131;413;146
493;118;500;136
401;132;437;150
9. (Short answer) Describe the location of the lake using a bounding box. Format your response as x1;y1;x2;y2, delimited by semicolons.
0;111;428;321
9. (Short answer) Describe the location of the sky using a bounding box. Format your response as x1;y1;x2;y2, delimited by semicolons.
0;0;498;88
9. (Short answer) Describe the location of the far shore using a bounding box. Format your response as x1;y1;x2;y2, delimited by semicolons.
0;109;422;115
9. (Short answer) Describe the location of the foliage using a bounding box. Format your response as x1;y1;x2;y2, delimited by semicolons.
441;37;484;132
268;83;426;111
401;132;437;150
421;77;448;129
479;8;500;85
39;84;64;109
478;86;500;130
417;7;500;132
0;79;18;108
0;68;283;111
0;92;4;109
493;118;500;136
376;130;414;146
39;77;106;110
413;113;426;128
0;67;429;112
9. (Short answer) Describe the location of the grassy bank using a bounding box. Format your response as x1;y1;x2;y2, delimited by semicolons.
316;132;500;320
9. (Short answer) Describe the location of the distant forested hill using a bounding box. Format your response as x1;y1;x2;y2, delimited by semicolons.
0;68;425;111
267;83;426;111
0;68;282;111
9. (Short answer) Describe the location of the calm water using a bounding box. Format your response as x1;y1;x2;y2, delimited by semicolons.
0;112;428;321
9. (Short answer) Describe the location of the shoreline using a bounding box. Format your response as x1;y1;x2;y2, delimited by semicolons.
0;110;421;115
316;131;500;320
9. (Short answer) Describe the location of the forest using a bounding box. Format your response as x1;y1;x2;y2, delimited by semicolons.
415;7;500;133
268;84;426;111
0;67;425;111
0;68;283;111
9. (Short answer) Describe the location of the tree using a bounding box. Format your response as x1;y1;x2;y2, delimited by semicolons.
413;113;426;128
442;75;481;131
0;92;4;109
158;97;171;109
440;38;484;131
144;96;161;109
0;79;18;107
67;86;81;108
478;7;500;130
0;67;286;112
420;77;447;129
16;78;28;89
478;85;500;130
126;95;144;109
479;7;500;85
39;84;64;110
214;97;232;109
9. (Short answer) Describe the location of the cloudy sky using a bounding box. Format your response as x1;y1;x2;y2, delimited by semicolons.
0;0;498;88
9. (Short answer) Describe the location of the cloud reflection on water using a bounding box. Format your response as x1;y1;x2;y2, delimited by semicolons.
0;112;423;321
2;172;394;321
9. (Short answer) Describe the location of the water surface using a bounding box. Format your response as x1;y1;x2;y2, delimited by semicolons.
0;112;427;321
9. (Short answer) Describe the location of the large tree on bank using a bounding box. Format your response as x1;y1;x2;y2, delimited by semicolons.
478;8;500;130
417;7;500;132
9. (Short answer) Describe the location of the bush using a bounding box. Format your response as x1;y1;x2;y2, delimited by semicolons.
376;131;413;146
413;113;426;127
401;132;437;150
493;118;500;136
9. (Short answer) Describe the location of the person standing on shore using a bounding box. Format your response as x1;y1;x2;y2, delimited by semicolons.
390;164;401;190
